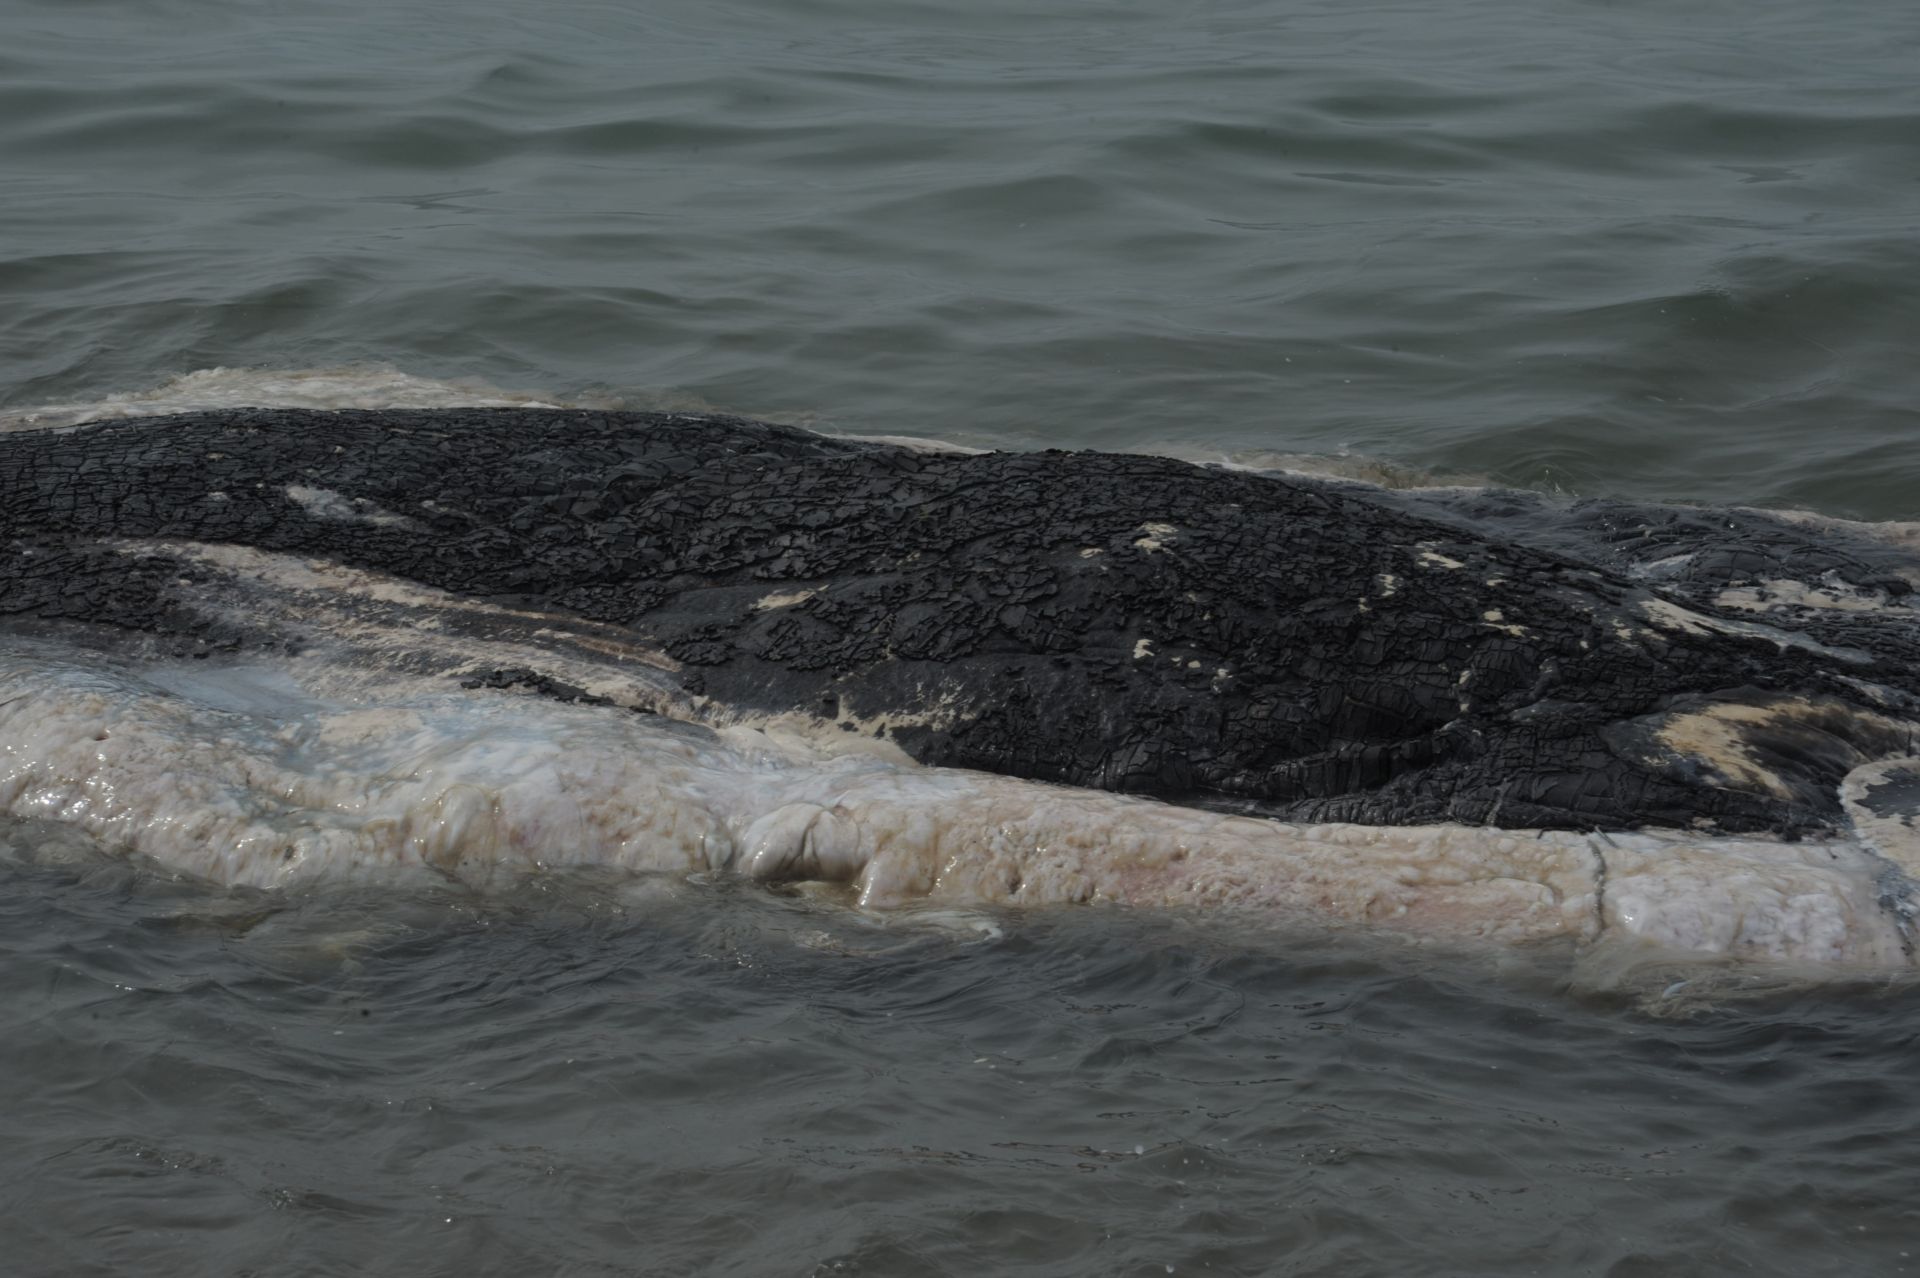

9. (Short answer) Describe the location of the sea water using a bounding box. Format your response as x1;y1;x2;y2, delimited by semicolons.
3;0;1918;1272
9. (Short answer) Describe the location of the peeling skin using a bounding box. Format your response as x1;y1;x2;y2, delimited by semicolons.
1715;577;1911;616
1480;609;1527;638
1636;596;1867;662
1;406;1919;965
1133;522;1178;553
1655;703;1805;800
0;636;1907;965
825;433;987;456
754;589;820;611
283;484;416;529
104;539;690;712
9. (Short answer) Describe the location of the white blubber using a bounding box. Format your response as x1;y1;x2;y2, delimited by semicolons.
0;637;1910;967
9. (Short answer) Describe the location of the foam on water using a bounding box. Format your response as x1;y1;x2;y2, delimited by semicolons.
0;367;994;457
0;366;588;432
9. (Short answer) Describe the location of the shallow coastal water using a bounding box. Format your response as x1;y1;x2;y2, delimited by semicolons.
4;0;1920;1272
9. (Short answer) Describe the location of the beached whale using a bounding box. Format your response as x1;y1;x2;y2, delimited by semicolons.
2;406;1917;963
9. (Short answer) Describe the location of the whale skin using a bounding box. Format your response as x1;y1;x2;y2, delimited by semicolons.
1;406;1916;844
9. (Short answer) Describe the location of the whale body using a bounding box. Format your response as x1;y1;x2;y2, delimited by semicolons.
2;406;1917;965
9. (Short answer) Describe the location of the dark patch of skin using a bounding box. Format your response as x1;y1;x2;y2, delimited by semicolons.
1862;773;1920;821
458;666;629;709
3;407;1917;837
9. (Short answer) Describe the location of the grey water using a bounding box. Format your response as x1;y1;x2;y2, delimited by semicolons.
2;0;1918;1273
6;846;1918;1278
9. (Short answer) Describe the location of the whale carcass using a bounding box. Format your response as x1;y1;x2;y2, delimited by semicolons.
1;407;1917;963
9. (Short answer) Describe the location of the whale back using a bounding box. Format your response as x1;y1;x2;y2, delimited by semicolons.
2;407;1916;837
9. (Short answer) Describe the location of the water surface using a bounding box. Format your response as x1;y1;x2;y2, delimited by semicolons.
4;848;1918;1276
3;1;1919;1272
3;0;1916;513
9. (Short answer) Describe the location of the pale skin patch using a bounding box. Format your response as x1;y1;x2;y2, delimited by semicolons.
1637;597;1720;639
1658;706;1789;798
1416;547;1465;570
1480;609;1528;637
105;540;689;714
283;484;415;529
1133;523;1178;553
1645;698;1907;802
753;588;819;611
1657;706;1796;799
825;433;987;456
1638;596;1872;663
1714;578;1909;616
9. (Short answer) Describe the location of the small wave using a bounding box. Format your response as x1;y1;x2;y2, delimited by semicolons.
1135;441;1485;490
0;365;592;431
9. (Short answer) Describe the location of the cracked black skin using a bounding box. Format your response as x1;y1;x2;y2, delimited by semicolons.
3;407;1917;838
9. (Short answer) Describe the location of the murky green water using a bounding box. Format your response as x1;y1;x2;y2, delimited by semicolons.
3;1;1919;1272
